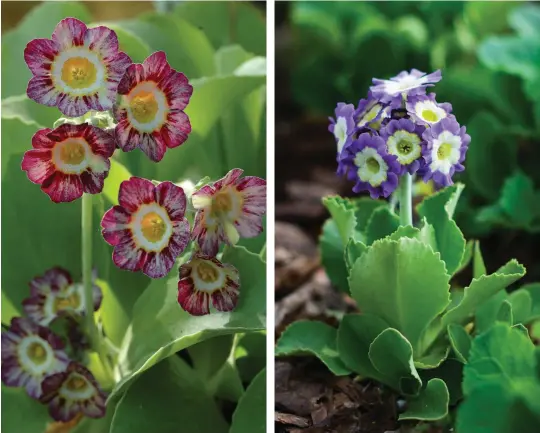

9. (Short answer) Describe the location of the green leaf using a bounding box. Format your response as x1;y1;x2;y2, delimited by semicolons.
510;4;540;38
416;184;466;275
387;225;421;241
349;237;450;353
110;245;265;401
466;112;516;201
1;2;92;98
1;95;59;129
1;386;51;433
365;207;400;245
188;335;235;381
110;357;228;433
89;22;151;63
507;290;532;324
498;172;539;228
236;332;266;383
352;198;387;233
102;159;132;206
230;369;266;433
322;196;357;244
479;36;540;82
473;241;487;279
497;300;514;325
320;219;349;292
1;292;19;325
399;379;450;421
1;117;40;179
521;283;540;320
463;323;537;395
369;328;422;396
448;324;472;363
420;358;464;405
464;1;517;37
442;260;526;327
275;321;350;376
344;238;367;271
454;240;474;276
337;314;389;383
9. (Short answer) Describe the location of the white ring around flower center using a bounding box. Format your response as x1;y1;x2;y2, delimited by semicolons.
59;373;95;400
334;117;348;154
125;81;169;133
191;260;227;293
429;131;462;174
17;335;55;375
387;130;422;165
131;203;173;252
414;100;447;124
51;138;109;175
358;103;383;127
52;47;106;95
354;147;388;187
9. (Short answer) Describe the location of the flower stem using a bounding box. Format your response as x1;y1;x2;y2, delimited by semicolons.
82;194;114;382
399;172;413;227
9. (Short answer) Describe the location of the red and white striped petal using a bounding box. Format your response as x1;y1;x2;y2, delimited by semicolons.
22;124;115;203
1;318;69;400
41;362;106;422
177;255;240;316
113;51;193;162
102;179;190;278
191;209;226;257
24;18;131;116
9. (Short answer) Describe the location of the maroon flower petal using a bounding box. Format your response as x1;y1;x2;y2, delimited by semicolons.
42;172;84;203
24;38;59;75
118;177;155;213
154;182;186;220
101;205;133;245
155;110;191;150
52;17;87;50
177;278;210;316
21;149;55;184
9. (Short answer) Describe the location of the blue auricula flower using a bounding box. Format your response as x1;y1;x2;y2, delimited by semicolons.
380;118;426;175
406;93;453;126
329;103;356;176
370;69;442;104
421;117;470;187
342;133;401;199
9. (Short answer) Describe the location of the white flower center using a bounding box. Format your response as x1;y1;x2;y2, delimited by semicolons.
18;336;55;376
60;373;95;400
387;130;422;165
414;100;447;124
192;259;227;293
429;131;462;174
52;48;105;95
125;81;169;133
334;117;348;154
354;147;388;187
52;138;108;175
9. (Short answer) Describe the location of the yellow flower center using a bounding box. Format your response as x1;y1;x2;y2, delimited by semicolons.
130;90;159;124
197;261;219;283
66;375;87;391
54;290;81;312
422;109;438;123
437;143;452;160
59;140;86;165
61;57;97;89
212;191;233;215
366;157;380;174
141;212;167;243
27;342;47;364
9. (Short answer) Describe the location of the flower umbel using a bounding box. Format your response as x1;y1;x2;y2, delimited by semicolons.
40;362;106;422
113;51;193;162
177;254;240;316
21;123;116;203
101;177;190;278
1;318;69;399
191;169;267;257
380;118;426;175
24;18;131;117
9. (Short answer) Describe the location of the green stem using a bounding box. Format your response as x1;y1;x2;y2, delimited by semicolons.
82;194;114;382
399;172;413;227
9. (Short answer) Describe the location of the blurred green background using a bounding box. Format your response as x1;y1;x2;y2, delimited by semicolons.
275;0;540;281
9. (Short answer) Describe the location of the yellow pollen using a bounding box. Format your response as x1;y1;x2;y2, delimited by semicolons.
422;109;438;123
130;90;159;124
397;139;413;155
54;296;72;312
59;140;85;165
212;191;233;215
61;57;97;89
366;157;380;174
27;342;47;364
66;375;87;391
437;143;452;160
141;212;167;243
197;261;219;283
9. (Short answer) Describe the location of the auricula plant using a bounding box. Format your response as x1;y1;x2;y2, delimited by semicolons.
277;69;536;424
3;16;267;424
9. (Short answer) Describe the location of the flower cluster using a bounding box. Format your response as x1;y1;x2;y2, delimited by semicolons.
101;169;267;316
329;69;470;198
1;268;106;422
22;18;193;203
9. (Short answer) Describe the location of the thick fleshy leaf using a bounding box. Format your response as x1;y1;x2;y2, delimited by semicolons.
442;260;526;327
365;207;400;245
349;237;451;353
110;357;228;433
230;369;266;433
399;379;450;421
109;245;265;401
447;324;472;363
416;184;466;275
1;386;50;433
275;321;350;376
320;219;349;292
